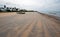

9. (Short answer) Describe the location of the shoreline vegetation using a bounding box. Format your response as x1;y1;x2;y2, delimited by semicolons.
0;5;37;13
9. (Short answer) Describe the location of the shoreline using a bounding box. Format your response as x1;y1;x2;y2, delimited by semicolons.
37;12;60;23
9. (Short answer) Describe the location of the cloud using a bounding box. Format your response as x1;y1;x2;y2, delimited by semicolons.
0;0;60;11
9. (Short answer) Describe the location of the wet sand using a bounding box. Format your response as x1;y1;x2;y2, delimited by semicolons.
38;12;60;23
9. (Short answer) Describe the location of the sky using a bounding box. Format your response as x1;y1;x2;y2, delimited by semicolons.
0;0;60;12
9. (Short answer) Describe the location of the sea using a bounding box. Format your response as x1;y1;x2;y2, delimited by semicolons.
42;11;60;17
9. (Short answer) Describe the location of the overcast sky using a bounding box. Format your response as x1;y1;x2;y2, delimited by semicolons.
0;0;60;12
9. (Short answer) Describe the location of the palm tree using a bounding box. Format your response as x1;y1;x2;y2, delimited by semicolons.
4;5;6;8
6;7;10;12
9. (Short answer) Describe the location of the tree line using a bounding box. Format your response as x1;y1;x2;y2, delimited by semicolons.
0;5;37;13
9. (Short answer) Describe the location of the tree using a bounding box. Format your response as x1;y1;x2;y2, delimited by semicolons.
6;7;10;12
4;5;6;8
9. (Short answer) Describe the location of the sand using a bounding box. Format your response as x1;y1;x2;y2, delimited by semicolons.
0;12;16;17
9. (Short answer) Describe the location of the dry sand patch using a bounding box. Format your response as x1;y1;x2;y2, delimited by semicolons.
0;12;16;17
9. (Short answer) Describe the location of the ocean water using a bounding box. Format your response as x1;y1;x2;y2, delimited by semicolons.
42;11;60;17
54;12;60;17
48;12;60;17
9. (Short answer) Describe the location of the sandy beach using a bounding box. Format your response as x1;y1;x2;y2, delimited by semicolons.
0;12;16;17
0;12;60;37
38;12;60;23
